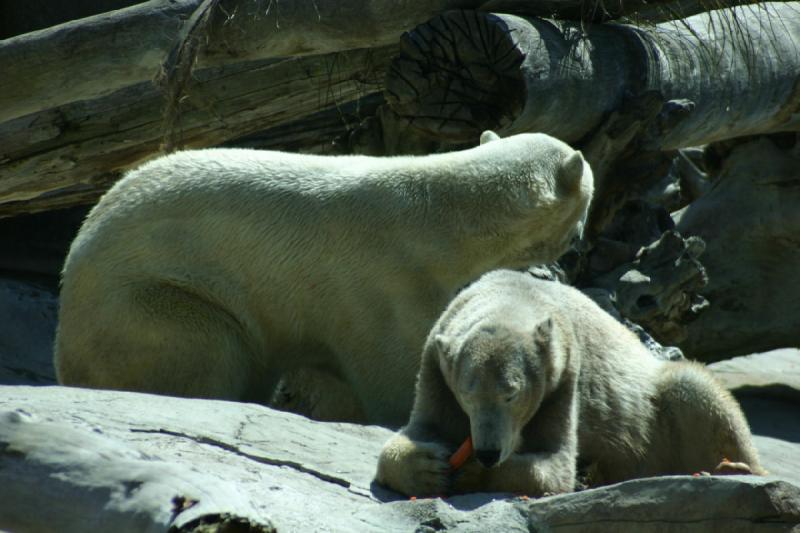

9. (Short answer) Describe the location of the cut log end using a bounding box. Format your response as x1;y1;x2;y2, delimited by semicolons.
385;10;526;142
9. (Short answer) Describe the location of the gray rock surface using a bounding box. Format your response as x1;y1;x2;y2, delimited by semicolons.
1;383;798;532
709;348;800;395
709;349;800;487
0;277;58;386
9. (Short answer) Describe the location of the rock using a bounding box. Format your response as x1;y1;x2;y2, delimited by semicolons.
525;476;800;531
709;348;800;397
709;349;800;487
1;385;798;532
0;385;394;532
0;277;58;386
675;137;800;361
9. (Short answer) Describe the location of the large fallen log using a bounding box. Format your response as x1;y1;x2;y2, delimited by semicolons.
0;0;503;125
478;0;787;22
385;2;800;148
0;46;393;217
7;0;776;126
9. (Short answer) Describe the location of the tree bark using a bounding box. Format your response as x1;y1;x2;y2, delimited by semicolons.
3;385;800;531
0;0;495;124
479;0;791;22
0;47;393;217
385;3;800;148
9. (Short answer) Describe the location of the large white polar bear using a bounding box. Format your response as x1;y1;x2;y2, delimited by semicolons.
376;270;764;496
54;131;593;426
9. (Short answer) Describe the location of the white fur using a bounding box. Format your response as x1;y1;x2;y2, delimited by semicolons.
55;132;593;426
376;270;764;496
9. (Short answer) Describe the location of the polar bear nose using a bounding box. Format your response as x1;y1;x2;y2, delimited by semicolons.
476;449;501;468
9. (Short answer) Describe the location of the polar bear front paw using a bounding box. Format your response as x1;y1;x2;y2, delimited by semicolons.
377;435;452;497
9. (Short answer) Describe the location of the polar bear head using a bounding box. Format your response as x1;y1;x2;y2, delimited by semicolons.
434;316;563;467
475;130;594;268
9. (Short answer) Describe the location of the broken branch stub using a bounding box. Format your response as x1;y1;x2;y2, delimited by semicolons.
386;3;800;148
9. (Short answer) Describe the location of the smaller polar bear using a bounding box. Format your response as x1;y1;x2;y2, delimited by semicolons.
376;270;764;496
54;131;593;426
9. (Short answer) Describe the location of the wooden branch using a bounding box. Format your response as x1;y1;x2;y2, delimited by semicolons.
386;3;800;148
0;0;495;124
0;46;394;217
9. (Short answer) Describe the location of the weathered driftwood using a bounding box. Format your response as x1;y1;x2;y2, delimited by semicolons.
0;46;393;217
478;0;788;22
0;0;503;125
675;136;800;362
591;230;709;346
385;3;800;147
5;0;763;123
2;385;800;532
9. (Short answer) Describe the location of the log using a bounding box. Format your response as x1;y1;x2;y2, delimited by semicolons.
0;46;394;217
385;3;800;148
478;0;786;22
0;0;494;124
6;0;772;126
675;136;800;361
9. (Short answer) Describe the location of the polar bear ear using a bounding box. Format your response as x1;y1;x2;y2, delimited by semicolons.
434;334;451;356
557;151;585;194
480;130;501;144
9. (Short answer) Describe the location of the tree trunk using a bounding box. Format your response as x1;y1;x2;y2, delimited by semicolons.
479;0;786;22
0;47;393;217
385;3;800;148
0;0;495;124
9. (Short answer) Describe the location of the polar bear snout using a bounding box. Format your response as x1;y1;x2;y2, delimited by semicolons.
469;408;518;466
475;449;501;468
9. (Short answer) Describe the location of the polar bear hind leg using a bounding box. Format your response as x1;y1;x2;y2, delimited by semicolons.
646;361;765;476
55;280;268;402
270;367;367;422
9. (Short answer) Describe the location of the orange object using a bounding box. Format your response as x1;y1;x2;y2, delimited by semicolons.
410;496;417;501
449;437;473;470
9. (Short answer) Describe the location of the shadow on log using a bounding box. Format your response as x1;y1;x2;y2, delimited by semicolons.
386;3;800;148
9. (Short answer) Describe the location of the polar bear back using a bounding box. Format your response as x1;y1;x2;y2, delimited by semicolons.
56;133;593;424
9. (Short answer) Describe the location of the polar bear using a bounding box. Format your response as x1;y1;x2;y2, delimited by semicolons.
376;269;764;496
54;131;593;426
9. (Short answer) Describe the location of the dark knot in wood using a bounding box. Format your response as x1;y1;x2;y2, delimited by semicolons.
385;10;526;142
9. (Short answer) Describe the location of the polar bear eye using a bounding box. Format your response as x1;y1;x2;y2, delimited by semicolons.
504;392;518;404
